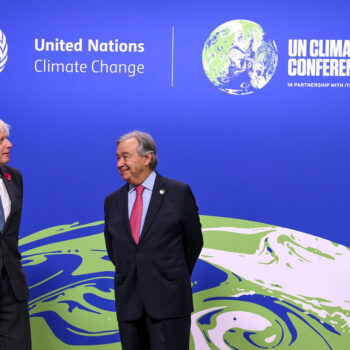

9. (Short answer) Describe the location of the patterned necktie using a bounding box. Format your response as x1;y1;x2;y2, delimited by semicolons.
0;194;5;231
130;185;145;244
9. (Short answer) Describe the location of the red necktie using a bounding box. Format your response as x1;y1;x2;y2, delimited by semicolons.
130;185;145;244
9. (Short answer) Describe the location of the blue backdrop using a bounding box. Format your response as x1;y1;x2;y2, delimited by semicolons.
0;1;349;349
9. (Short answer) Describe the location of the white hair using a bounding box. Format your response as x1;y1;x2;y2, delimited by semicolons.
0;119;10;135
117;130;158;169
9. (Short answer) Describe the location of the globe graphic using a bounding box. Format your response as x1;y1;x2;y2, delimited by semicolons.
202;20;278;95
21;216;350;349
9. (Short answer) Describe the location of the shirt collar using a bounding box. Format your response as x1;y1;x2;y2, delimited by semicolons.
129;171;156;192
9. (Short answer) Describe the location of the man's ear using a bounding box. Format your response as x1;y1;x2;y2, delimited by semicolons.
144;152;152;166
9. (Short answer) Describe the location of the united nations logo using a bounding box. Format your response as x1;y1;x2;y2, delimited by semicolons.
202;20;278;95
0;29;8;73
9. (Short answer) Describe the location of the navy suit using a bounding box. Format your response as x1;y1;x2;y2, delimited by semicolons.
0;166;31;350
104;173;203;349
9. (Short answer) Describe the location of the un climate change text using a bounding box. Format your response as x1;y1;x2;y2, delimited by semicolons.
33;38;145;76
288;39;350;76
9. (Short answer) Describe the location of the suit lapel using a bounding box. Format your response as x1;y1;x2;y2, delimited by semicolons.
0;167;19;230
119;183;135;244
139;174;167;243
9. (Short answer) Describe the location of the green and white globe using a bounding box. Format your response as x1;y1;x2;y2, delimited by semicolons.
21;216;350;349
202;20;278;95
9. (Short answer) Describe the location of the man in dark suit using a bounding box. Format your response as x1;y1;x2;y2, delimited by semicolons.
104;131;203;350
0;120;31;350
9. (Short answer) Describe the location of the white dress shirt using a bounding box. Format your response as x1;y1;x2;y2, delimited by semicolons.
0;177;11;220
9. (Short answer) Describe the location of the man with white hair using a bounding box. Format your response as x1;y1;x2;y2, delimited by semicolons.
0;120;31;349
104;131;203;350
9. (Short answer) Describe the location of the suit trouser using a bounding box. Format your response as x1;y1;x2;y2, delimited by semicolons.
118;311;191;350
0;266;31;350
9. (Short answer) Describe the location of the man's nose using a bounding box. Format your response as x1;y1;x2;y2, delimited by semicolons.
117;158;124;168
5;139;12;148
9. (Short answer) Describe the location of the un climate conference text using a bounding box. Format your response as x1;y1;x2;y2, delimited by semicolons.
288;39;350;76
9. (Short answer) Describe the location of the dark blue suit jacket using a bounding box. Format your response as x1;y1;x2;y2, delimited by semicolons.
104;173;203;321
0;165;29;301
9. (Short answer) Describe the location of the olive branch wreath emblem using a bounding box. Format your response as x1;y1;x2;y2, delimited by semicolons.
0;29;8;72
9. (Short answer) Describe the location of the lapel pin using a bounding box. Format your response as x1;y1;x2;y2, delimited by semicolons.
159;189;165;195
